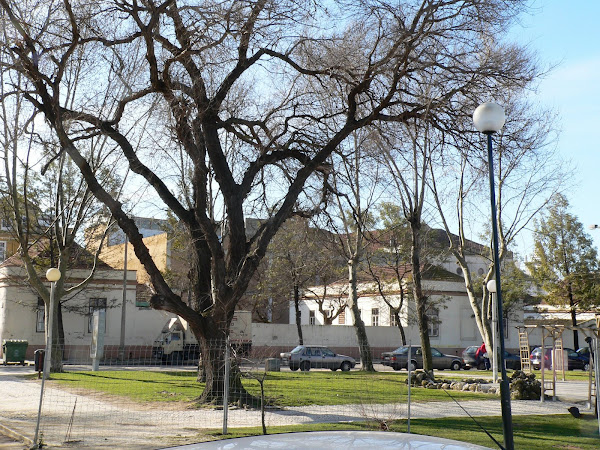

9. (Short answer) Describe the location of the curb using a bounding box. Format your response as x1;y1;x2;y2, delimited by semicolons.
0;423;33;448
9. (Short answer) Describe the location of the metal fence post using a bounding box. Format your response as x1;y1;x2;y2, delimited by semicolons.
407;341;411;433
593;336;600;436
223;337;230;435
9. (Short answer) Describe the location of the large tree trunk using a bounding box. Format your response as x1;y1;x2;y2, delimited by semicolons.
293;284;304;345
45;296;64;373
54;302;64;372
395;311;407;346
568;283;579;350
189;313;257;406
409;220;432;373
348;258;374;371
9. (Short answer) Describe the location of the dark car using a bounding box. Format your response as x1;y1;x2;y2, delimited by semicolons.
462;345;485;370
279;345;356;372
462;346;520;370
502;350;521;370
381;346;463;371
530;347;589;371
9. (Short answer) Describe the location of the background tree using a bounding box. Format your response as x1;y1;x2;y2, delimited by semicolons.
0;54;119;371
429;92;565;355
323;130;384;372
376;115;439;373
526;194;600;349
243;217;344;343
3;0;540;401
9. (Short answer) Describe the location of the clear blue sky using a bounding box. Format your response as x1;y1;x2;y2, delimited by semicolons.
509;1;600;257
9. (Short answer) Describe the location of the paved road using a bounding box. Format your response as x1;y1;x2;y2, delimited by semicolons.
0;365;595;449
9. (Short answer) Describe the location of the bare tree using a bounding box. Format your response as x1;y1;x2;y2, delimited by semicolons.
429;94;566;354
374;116;440;373
2;0;538;401
323;130;385;372
0;64;119;371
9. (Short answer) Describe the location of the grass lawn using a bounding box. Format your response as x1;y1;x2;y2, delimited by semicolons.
202;414;600;449
49;370;491;406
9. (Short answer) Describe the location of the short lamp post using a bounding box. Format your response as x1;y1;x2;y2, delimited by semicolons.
34;267;62;446
473;102;514;450
487;279;499;384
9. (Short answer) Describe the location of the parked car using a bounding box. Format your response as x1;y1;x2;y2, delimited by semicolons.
462;345;485;370
381;346;463;371
530;347;590;371
462;346;520;370
502;351;521;370
279;345;356;372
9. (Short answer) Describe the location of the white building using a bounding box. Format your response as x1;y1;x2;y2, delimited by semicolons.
0;256;175;362
290;230;523;353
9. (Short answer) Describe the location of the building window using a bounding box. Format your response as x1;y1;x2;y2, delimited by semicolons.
371;308;380;326
0;241;6;262
36;297;45;333
338;310;345;325
88;298;107;333
309;310;316;325
426;307;439;338
390;311;397;327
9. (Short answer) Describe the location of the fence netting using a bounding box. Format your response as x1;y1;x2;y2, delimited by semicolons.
7;339;470;448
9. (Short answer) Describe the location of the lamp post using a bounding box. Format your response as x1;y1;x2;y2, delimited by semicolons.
487;279;498;383
473;102;514;450
34;267;61;446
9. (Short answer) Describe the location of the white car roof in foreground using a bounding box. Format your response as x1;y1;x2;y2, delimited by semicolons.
164;430;492;449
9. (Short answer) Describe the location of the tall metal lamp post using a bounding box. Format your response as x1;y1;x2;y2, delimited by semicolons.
473;102;514;450
487;279;499;383
34;267;62;446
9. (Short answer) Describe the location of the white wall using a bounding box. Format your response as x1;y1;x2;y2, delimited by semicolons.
0;266;175;359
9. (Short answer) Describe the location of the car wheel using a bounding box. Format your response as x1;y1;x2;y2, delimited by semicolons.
290;366;299;371
300;361;310;372
407;361;417;372
393;365;401;371
463;366;471;371
340;361;351;372
477;362;486;370
330;368;337;371
450;361;461;371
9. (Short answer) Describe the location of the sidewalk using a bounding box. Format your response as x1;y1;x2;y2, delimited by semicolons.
0;368;592;449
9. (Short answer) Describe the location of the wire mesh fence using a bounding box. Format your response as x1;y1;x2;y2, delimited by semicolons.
23;339;422;448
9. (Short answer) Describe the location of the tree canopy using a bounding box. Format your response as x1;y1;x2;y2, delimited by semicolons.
1;0;540;401
527;194;600;349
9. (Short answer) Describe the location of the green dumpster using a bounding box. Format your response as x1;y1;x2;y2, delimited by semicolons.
2;340;28;365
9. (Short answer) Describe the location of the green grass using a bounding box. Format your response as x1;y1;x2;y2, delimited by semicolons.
202;414;600;449
49;370;491;406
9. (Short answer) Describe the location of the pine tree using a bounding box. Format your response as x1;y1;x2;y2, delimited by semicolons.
527;194;600;349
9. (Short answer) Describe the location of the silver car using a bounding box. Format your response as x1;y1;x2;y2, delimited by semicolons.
280;345;356;372
381;345;463;371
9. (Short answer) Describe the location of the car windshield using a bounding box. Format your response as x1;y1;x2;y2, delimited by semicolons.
290;346;304;354
393;346;409;354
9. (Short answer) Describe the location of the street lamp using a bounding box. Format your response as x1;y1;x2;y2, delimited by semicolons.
473;102;514;450
44;268;61;379
34;267;62;446
487;279;498;384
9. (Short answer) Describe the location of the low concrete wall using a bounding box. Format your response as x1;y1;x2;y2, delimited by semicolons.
251;323;470;359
